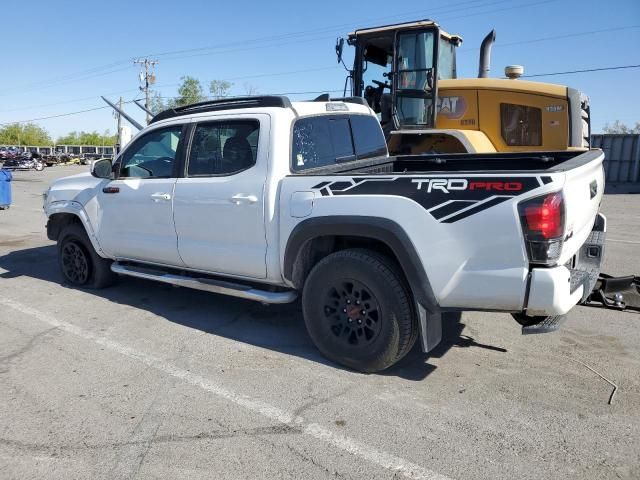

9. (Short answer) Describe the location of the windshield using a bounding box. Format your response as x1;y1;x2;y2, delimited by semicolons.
438;37;456;79
394;29;437;128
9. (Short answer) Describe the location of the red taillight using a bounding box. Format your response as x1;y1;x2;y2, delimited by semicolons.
523;192;564;239
518;192;565;265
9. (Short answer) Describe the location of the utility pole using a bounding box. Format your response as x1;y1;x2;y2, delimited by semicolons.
133;58;158;124
116;97;123;148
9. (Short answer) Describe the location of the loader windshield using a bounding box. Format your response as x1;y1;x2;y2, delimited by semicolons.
393;28;438;128
438;36;456;79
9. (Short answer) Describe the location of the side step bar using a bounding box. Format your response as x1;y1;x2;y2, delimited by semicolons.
111;263;298;304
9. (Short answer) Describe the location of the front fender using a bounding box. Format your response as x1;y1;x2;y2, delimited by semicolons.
46;200;108;258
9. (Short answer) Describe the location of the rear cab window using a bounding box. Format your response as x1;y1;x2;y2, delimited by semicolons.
292;114;387;171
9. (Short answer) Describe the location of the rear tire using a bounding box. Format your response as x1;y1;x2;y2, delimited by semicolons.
302;248;417;373
58;223;116;289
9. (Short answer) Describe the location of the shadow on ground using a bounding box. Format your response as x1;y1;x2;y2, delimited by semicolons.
0;245;508;380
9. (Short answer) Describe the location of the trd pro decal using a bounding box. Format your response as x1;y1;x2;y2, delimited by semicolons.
312;176;544;223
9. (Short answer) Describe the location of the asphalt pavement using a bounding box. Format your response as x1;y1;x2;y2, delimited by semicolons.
1;165;639;479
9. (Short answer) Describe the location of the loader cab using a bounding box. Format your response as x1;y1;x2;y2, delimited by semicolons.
341;20;461;133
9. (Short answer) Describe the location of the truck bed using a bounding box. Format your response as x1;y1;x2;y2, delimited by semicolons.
291;150;600;176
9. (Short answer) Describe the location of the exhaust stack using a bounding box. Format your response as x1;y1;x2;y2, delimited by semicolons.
478;29;496;78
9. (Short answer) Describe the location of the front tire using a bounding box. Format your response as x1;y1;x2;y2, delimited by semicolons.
58;223;116;289
302;248;417;373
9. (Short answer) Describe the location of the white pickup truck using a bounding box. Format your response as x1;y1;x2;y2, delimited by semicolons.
44;96;607;372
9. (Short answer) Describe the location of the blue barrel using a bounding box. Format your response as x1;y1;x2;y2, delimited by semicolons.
0;168;12;209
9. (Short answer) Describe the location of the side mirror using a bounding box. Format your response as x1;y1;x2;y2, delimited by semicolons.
335;37;344;64
91;158;113;179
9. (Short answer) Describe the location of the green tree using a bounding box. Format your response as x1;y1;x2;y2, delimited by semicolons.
148;91;167;115
210;80;233;99
169;76;206;108
149;77;237;114
56;130;117;146
602;120;640;134
0;123;52;146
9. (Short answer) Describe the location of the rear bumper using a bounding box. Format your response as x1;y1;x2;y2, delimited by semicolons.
525;213;606;316
526;266;584;316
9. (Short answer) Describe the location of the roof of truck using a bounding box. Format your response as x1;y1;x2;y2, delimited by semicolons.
150;95;374;125
290;100;373;117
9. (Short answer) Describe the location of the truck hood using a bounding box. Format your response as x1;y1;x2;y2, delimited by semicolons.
45;171;107;207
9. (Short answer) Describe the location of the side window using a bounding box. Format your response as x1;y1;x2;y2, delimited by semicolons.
350;115;387;159
500;103;542;146
329;118;355;161
187;120;259;176
120;126;183;178
292;115;387;171
292;116;355;171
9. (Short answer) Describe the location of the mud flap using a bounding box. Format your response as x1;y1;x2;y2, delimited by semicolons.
416;302;442;352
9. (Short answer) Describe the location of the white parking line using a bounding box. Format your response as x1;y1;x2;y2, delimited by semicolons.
607;238;640;245
0;297;453;480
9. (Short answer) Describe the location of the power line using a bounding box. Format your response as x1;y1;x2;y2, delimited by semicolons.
522;64;640;78
3;62;639;126
6;17;636;114
139;0;550;64
4;61;131;93
459;25;640;52
0;64;133;97
0;0;552;96
0;67;341;114
0;101;135;126
145;0;509;59
0;88;141;113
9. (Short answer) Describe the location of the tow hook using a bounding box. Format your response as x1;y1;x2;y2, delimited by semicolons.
584;273;640;312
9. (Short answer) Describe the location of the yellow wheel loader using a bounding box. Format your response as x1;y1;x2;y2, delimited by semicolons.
336;20;590;155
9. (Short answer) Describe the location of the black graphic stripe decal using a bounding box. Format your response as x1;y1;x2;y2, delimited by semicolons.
441;197;510;223
429;200;477;220
312;176;545;223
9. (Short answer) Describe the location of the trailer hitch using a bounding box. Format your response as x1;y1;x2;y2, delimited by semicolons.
584;273;640;312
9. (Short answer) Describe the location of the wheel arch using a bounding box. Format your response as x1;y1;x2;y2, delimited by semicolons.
46;202;107;258
283;216;438;311
284;216;443;352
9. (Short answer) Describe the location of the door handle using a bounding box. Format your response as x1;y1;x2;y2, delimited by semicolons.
150;192;172;202
229;194;258;205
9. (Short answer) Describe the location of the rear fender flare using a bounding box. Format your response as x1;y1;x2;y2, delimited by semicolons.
283;216;442;352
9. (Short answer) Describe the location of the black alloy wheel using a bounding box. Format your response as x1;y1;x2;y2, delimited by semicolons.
61;241;90;284
323;279;382;347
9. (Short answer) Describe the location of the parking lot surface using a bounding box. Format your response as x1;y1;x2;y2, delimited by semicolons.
1;166;639;479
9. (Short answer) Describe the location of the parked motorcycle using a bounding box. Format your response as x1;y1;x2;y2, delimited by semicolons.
2;152;44;171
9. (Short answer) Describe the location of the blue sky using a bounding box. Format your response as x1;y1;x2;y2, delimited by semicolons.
0;0;638;139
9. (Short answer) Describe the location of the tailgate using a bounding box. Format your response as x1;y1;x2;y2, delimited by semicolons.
558;149;605;264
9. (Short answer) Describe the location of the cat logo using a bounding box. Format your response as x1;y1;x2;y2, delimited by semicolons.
437;96;467;119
